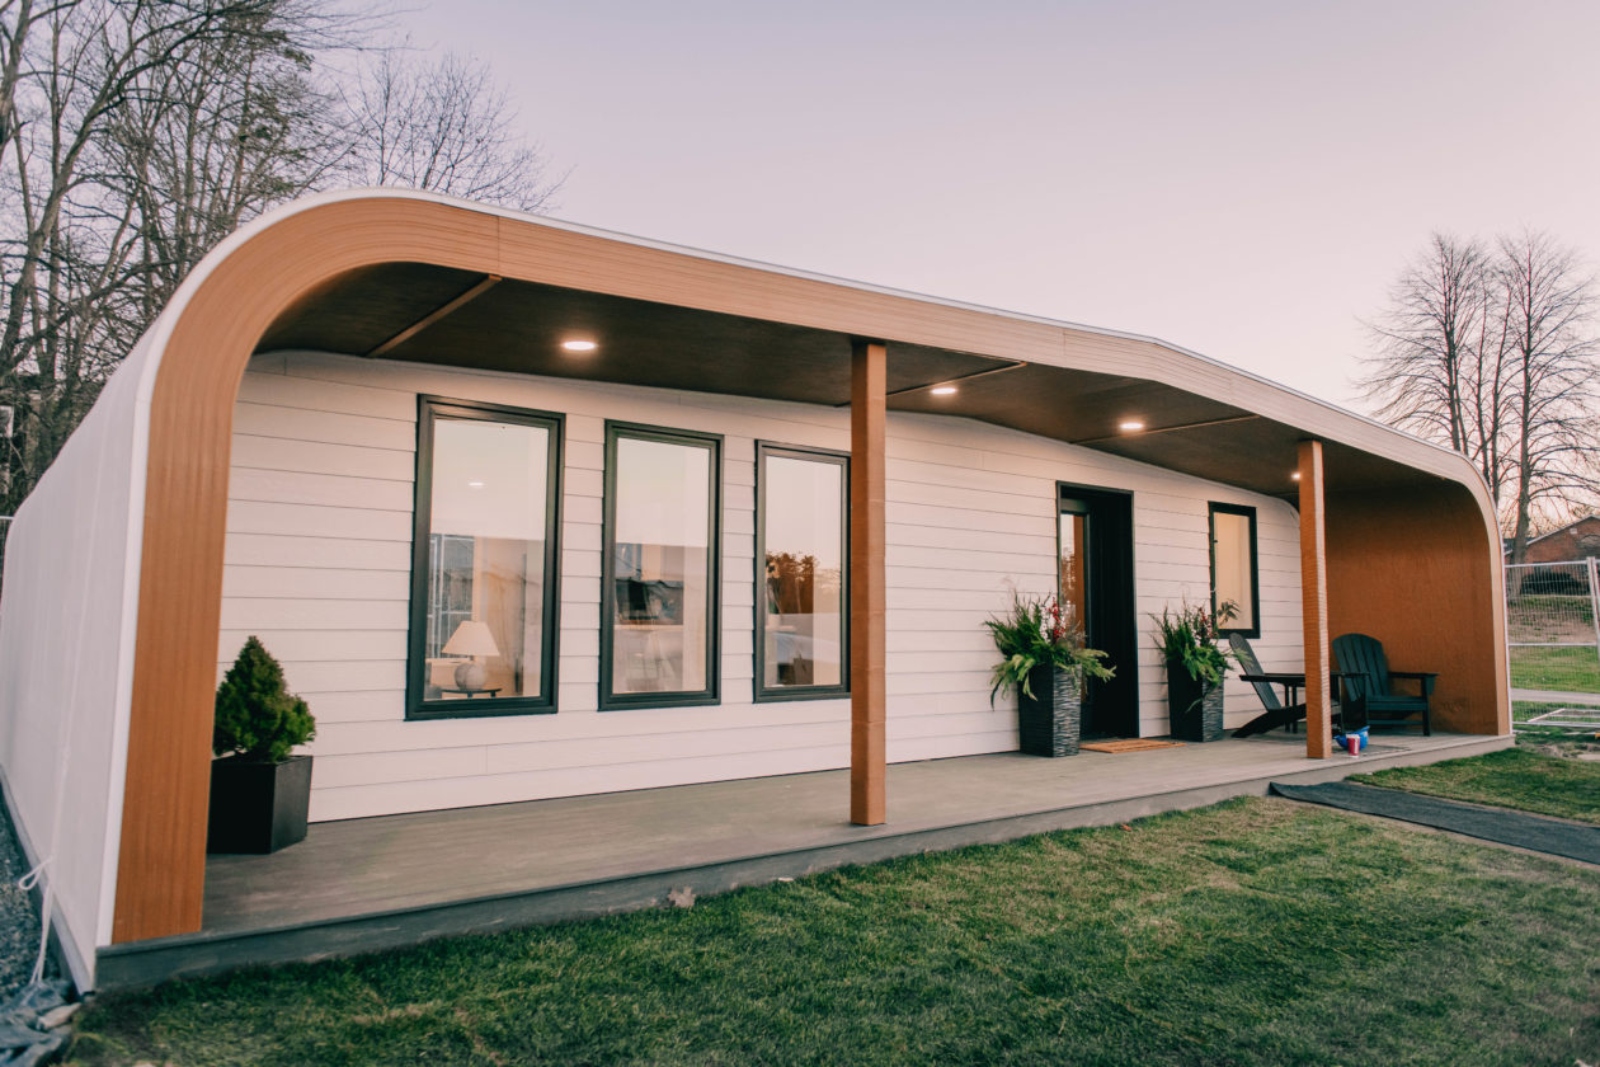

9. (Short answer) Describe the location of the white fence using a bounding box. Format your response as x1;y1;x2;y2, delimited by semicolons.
1505;558;1600;702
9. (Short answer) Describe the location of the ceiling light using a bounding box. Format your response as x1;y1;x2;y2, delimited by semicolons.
1118;420;1145;432
930;385;958;396
561;338;598;353
1291;472;1302;481
468;480;485;489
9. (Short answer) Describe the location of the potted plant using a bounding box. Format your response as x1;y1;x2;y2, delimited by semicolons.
207;636;317;854
986;591;1114;757
1153;600;1235;742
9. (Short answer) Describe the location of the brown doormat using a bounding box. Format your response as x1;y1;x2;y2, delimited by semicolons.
1080;739;1186;754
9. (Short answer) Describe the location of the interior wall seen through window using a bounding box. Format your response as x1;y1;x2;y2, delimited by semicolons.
424;416;551;703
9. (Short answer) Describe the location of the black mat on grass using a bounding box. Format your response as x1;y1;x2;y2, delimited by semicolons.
1270;781;1600;865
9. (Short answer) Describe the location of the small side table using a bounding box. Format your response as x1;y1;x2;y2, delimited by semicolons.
440;687;503;699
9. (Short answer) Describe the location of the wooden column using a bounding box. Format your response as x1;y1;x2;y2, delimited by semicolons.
1298;440;1333;759
850;340;887;825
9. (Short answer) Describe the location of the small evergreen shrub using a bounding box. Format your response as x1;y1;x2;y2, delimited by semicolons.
214;636;316;763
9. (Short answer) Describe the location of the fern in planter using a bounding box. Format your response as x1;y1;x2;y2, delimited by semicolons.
214;636;315;763
985;591;1114;704
1151;600;1236;686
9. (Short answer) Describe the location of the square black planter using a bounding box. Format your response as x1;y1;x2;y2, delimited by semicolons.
1018;663;1081;757
207;754;312;854
1166;664;1224;742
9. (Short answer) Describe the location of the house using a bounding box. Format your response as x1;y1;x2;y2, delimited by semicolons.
0;190;1509;989
1517;515;1600;565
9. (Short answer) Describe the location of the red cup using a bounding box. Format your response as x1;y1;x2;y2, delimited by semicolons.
1347;735;1359;756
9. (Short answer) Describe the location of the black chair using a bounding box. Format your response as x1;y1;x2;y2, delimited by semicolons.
1229;633;1308;738
1331;633;1435;736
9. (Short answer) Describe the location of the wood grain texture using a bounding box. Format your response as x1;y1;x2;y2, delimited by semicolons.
1324;485;1508;736
1298;441;1332;759
112;192;1508;943
851;341;888;826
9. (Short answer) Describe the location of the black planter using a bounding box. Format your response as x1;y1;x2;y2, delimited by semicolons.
1166;663;1224;742
1018;663;1081;757
207;754;312;854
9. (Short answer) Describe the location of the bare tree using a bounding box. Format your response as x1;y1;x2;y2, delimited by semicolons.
342;46;560;212
1359;233;1510;504
1359;231;1600;563
1498;231;1600;564
0;4;561;512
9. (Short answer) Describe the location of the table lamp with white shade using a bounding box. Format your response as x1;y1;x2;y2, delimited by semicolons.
443;619;500;691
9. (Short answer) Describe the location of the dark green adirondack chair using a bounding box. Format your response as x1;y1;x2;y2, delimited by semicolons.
1332;633;1435;736
1229;633;1307;737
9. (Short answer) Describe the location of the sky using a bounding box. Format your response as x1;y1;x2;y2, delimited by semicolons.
401;0;1600;411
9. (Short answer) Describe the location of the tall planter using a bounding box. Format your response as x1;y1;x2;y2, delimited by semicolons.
1019;663;1081;757
1166;663;1224;742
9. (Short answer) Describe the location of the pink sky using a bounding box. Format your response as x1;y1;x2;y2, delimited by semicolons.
404;0;1600;411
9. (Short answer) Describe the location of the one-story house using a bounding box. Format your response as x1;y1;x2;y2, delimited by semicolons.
0;190;1509;989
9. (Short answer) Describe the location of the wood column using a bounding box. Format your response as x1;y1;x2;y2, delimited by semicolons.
850;340;887;825
1298;440;1333;759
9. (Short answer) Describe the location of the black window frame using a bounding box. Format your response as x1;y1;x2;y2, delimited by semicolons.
406;395;564;721
1208;502;1260;639
600;421;723;711
753;442;851;703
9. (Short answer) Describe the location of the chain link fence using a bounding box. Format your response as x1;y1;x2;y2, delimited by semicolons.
1505;559;1600;696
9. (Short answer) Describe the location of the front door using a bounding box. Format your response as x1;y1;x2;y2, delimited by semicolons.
1058;484;1139;737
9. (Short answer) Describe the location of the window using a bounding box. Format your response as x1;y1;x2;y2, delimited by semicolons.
1209;503;1259;637
601;423;721;709
755;444;849;701
407;397;562;719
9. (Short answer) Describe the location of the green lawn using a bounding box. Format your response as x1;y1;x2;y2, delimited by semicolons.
1352;747;1600;826
1509;645;1600;693
71;798;1600;1067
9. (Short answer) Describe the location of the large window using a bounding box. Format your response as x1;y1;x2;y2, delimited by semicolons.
1209;502;1259;637
407;397;562;719
755;444;848;701
601;423;722;709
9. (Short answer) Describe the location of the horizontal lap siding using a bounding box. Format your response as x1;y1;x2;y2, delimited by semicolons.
222;351;1302;822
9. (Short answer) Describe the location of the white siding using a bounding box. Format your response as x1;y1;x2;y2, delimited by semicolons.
223;351;1303;822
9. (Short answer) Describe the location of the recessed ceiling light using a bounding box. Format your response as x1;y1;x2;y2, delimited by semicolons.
930;385;958;396
561;338;598;353
1118;420;1145;432
1290;472;1302;481
468;480;485;489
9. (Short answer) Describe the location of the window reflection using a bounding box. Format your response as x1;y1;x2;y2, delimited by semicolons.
423;416;552;703
761;451;845;692
608;433;716;699
1211;507;1257;632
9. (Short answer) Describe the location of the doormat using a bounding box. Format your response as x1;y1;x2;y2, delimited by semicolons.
1080;739;1186;754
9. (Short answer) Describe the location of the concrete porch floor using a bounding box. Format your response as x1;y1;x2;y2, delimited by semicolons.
97;730;1509;989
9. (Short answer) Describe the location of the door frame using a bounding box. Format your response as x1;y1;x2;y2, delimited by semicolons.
1056;482;1140;738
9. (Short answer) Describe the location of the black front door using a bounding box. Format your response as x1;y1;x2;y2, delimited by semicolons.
1058;484;1138;738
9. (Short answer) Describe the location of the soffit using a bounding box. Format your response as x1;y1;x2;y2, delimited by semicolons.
257;262;1444;502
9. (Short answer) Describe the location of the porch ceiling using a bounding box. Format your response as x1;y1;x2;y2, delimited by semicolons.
258;261;1440;502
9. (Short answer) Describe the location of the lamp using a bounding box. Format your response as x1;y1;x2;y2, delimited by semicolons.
442;619;501;691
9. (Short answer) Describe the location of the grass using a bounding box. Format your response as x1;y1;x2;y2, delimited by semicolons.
1351;747;1600;826
70;798;1600;1067
1508;645;1600;693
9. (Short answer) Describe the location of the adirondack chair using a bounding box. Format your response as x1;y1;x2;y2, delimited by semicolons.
1228;633;1307;738
1331;633;1435;736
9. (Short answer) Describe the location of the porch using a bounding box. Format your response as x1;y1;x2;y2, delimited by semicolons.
96;729;1508;989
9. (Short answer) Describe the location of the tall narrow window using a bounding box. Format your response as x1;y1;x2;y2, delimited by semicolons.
408;398;562;719
602;424;721;709
756;444;849;700
1209;502;1259;637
